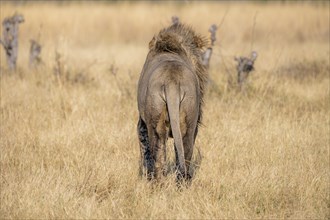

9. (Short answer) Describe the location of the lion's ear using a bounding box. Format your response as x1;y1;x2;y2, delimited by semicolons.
149;36;156;50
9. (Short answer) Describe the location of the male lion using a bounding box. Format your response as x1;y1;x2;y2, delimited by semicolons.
137;23;208;182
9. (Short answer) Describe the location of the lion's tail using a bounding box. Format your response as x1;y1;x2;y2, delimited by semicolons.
165;84;186;178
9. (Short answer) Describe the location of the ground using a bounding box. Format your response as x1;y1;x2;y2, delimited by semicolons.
0;1;329;219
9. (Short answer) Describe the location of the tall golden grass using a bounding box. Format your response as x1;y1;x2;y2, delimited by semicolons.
0;1;329;219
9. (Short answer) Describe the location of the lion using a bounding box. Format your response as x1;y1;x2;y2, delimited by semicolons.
137;23;208;182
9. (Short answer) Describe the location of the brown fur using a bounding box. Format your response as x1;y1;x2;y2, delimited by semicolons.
148;24;208;106
137;23;208;182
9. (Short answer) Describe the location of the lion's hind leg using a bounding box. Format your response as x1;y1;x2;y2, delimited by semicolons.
137;117;153;180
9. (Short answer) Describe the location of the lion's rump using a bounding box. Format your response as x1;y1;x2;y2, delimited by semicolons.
148;23;208;122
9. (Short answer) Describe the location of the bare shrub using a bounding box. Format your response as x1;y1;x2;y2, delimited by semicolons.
234;51;258;91
29;39;42;68
202;24;218;69
0;13;24;71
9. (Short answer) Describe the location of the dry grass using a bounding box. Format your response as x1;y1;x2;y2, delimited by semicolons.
0;1;329;219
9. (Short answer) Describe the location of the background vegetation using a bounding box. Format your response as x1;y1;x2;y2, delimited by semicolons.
0;1;329;219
